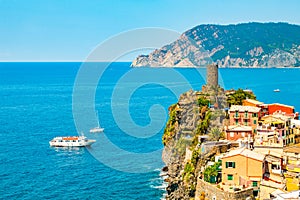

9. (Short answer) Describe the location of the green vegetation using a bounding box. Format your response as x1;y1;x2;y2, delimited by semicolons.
191;148;201;167
197;97;210;108
226;88;256;106
175;136;191;156
183;161;196;186
203;161;221;183
184;22;300;61
184;162;195;175
162;104;177;145
208;127;225;141
196;109;211;135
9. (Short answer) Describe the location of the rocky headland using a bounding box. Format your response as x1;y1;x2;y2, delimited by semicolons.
132;22;300;68
161;86;230;199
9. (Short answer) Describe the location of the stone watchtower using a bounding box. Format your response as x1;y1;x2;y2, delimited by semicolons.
206;64;218;87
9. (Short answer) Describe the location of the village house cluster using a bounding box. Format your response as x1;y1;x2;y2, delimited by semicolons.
202;97;300;199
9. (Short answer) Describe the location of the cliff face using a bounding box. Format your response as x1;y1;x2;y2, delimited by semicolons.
162;87;227;199
132;22;300;67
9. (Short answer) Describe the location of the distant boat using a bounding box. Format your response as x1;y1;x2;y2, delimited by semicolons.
273;89;280;92
90;127;104;133
49;136;96;147
90;111;104;133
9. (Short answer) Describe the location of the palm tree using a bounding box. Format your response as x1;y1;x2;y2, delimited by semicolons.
209;127;224;141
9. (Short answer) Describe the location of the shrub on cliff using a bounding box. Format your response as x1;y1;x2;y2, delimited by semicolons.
226;89;256;106
162;104;178;145
203;161;221;183
197;97;210;108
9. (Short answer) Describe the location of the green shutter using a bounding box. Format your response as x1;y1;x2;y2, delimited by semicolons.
233;162;235;168
226;162;228;168
252;181;257;187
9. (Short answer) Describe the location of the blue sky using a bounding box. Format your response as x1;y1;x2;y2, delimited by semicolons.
1;0;300;61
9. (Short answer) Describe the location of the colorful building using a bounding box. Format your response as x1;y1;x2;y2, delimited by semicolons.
242;99;298;119
268;103;295;116
226;125;252;141
242;99;269;117
229;105;260;133
221;148;265;197
257;114;295;147
283;144;300;191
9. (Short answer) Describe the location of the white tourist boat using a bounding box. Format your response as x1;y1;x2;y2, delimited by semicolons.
90;111;104;133
49;136;96;147
274;89;280;92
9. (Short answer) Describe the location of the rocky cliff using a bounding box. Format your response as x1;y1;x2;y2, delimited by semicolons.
162;86;228;199
132;22;300;67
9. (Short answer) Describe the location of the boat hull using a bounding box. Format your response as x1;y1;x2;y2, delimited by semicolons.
49;139;96;147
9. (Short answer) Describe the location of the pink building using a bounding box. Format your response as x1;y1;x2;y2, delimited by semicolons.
229;105;261;134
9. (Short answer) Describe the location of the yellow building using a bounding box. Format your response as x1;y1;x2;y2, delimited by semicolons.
221;148;265;197
283;144;300;191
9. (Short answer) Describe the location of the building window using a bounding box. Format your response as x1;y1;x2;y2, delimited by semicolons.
252;181;258;187
235;119;238;125
227;174;233;180
253;129;256;133
235;111;238;117
225;161;235;168
253;120;257;124
252;113;257;117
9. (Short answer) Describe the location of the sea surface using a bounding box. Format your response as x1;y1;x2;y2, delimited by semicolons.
1;62;300;200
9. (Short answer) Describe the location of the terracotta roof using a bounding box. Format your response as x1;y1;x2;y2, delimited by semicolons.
284;143;300;153
222;147;265;161
261;114;290;123
270;103;294;109
227;125;252;132
229;105;261;113
243;99;264;105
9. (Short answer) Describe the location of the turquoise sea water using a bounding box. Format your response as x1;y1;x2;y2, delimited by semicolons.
1;62;300;199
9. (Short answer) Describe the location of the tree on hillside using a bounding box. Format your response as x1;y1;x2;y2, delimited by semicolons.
209;128;225;141
226;89;256;106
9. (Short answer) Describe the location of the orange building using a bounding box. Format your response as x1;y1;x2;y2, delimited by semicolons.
242;99;263;107
268;103;294;115
221;148;265;197
242;99;269;118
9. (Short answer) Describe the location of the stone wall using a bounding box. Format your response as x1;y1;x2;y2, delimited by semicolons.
195;179;254;200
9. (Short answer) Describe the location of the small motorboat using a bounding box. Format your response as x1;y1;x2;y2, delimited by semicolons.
90;127;104;133
273;89;280;92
